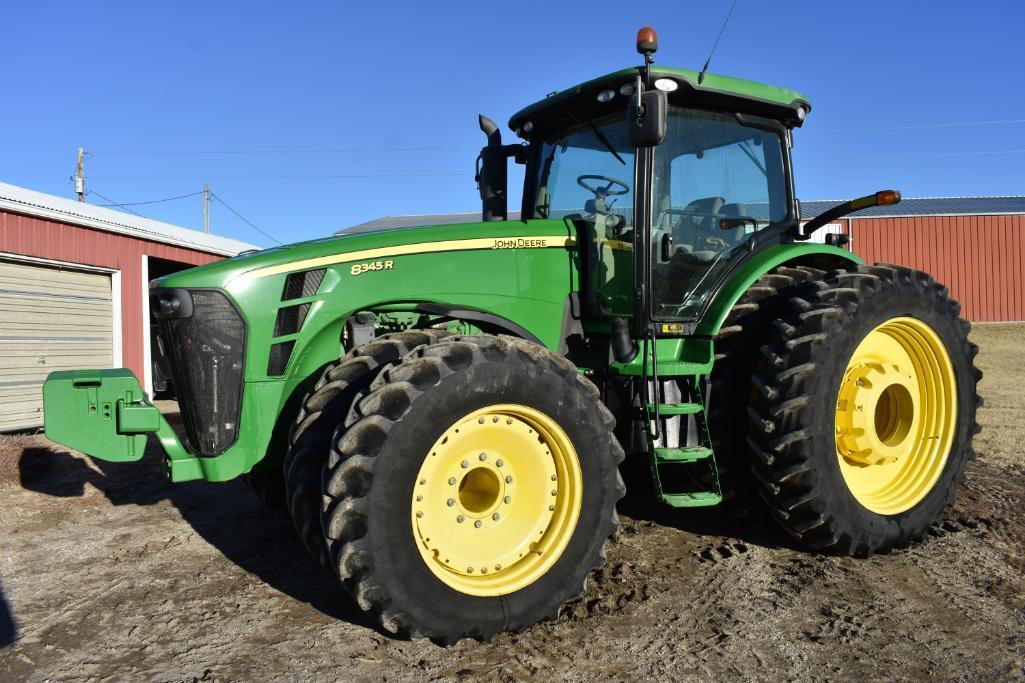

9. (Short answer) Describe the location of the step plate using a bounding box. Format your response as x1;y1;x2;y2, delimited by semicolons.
653;446;714;463
645;403;702;416
660;491;723;508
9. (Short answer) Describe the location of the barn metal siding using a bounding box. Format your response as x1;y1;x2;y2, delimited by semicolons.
851;214;1025;322
0;208;221;380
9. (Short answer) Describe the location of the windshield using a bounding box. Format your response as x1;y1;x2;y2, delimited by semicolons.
534;114;634;234
651;108;790;320
533;113;636;316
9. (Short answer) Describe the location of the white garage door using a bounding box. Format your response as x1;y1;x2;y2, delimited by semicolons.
0;258;115;431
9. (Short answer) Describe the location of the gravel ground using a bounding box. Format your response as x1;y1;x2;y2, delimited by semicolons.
1;324;1023;681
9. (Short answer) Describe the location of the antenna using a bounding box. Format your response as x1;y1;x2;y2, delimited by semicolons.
698;0;739;85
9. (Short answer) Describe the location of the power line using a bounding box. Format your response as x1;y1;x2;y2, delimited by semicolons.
209;192;281;245
870;148;1025;160
88;172;473;180
820;118;1025;134
94;190;206;207
89;145;479;156
86;189;147;218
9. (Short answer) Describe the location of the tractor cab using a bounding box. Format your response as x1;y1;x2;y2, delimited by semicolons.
481;27;810;334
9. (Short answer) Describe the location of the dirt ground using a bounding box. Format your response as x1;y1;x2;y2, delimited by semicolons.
1;324;1023;681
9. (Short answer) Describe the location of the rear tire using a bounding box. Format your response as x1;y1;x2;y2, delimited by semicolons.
748;264;981;555
321;334;625;643
708;265;824;512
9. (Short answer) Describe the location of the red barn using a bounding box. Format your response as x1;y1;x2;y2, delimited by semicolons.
0;182;256;431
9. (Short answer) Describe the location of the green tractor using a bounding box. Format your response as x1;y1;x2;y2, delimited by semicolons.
43;28;980;643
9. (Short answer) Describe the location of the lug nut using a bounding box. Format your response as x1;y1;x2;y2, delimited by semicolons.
503;496;511;504
447;498;455;507
481;567;488;574
461;460;469;468
551;490;557;496
419;479;426;485
479;453;487;461
474;520;483;528
506;418;513;425
495;564;502;571
448;477;457;485
492;513;500;521
478;417;485;424
457;515;465;523
416;495;423;502
416;511;423;518
505;476;513;484
551;474;557;481
549;505;555;511
496;459;504;467
467;567;474;573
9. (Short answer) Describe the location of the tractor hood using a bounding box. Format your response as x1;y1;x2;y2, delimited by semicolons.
152;218;571;291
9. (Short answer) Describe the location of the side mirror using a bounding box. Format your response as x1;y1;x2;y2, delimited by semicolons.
628;89;667;148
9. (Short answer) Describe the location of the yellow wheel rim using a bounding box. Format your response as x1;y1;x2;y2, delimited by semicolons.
835;316;957;515
411;404;583;597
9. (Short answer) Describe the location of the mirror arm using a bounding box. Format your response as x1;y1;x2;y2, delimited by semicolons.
799;190;901;240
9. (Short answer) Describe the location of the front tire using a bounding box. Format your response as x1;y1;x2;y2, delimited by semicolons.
321;334;625;643
748;265;981;556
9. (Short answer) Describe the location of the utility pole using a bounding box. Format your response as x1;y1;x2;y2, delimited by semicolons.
203;183;210;233
75;148;85;202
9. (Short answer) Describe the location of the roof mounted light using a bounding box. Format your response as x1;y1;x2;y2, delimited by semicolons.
596;89;616;103
636;26;658;63
653;78;678;93
796;106;807;122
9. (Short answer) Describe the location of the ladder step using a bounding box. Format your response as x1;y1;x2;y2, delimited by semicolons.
653;446;714;463
645;402;703;416
660;491;723;508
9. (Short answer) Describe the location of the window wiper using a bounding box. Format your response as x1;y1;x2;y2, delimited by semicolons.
737;141;767;177
568;112;626;166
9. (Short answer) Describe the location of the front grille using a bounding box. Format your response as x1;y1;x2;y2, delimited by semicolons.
281;269;325;300
155;289;245;456
273;303;311;337
267;341;295;376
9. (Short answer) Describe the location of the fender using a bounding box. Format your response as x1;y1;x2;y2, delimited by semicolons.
694;243;861;337
408;302;544;345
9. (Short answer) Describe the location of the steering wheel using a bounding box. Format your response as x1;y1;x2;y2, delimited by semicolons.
576;175;630;198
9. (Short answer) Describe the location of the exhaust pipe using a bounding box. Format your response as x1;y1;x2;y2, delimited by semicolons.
476;115;508;222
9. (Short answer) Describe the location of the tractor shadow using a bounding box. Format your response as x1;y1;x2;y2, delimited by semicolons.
0;579;14;648
16;413;383;637
614;454;805;552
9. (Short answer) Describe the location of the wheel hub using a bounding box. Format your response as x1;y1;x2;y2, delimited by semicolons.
836;362;919;465
411;405;580;596
833;317;958;515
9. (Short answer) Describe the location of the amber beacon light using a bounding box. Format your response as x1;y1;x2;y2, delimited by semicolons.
636;26;658;59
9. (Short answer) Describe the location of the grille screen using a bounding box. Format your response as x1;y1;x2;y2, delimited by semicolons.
267;341;295;376
157;290;245;456
281;269;325;300
273;303;311;337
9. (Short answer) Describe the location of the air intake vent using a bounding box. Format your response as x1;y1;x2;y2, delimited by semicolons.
273;303;311;337
281;269;325;301
267;341;295;376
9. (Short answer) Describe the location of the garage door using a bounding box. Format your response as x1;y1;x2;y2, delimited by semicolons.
0;258;114;431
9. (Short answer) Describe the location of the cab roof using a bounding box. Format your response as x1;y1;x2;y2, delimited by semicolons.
508;66;811;135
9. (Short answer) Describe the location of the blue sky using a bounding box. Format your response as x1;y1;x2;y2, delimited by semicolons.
2;1;1023;248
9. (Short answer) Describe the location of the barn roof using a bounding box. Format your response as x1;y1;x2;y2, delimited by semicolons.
800;195;1025;219
0;181;258;256
343;196;1025;234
